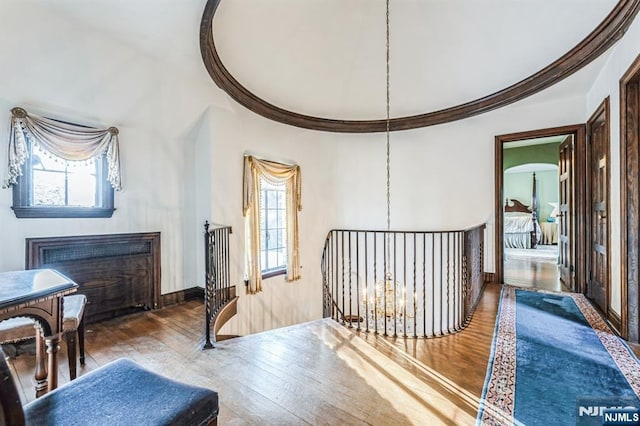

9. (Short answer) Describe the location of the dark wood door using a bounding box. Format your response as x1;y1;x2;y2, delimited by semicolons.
621;57;640;341
558;135;574;290
588;100;610;313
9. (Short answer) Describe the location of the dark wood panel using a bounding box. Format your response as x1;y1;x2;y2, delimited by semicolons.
483;272;495;283
200;0;640;133
587;98;610;315
463;225;485;321
25;233;161;324
559;135;575;290
621;53;640;341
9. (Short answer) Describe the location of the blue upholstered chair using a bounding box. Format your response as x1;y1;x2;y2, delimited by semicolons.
0;347;219;425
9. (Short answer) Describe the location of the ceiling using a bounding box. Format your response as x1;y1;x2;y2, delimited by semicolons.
213;0;618;119
21;0;619;120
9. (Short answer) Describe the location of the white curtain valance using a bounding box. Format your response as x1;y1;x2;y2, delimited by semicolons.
4;107;122;190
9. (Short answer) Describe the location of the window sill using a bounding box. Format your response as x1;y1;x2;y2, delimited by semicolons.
261;269;286;280
11;206;116;219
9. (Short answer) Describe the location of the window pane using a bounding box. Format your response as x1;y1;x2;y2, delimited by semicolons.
267;250;280;269
32;170;65;205
267;190;277;210
33;146;65;172
259;177;288;274
68;172;96;207
277;228;285;249
30;145;99;208
260;230;267;251
268;211;278;230
268;231;278;250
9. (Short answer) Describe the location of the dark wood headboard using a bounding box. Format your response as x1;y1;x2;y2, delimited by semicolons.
26;232;161;323
505;199;531;213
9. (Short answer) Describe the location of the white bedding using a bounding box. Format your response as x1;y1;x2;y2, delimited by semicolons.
504;212;535;233
504;212;541;248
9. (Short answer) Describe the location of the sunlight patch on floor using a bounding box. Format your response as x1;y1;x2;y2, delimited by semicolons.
317;320;477;425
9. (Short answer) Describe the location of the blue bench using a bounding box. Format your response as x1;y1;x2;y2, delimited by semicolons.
0;348;219;425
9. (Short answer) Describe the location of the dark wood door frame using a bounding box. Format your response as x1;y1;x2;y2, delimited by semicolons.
621;54;640;342
495;124;587;288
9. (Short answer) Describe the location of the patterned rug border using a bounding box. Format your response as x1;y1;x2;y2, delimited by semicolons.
477;285;640;425
477;286;518;425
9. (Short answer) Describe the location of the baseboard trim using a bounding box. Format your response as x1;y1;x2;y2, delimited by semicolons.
483;272;496;284
161;287;204;307
609;310;622;335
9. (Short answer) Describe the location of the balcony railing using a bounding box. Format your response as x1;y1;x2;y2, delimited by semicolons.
203;221;234;349
321;224;485;338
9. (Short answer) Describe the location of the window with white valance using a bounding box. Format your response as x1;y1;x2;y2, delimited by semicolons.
3;107;122;218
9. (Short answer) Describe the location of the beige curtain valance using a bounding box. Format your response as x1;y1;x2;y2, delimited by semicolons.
4;107;122;190
243;155;302;294
243;156;302;216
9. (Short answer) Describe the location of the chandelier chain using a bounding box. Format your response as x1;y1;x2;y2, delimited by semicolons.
386;0;391;232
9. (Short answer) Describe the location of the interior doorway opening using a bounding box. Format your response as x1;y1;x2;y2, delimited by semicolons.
495;125;587;293
502;140;564;291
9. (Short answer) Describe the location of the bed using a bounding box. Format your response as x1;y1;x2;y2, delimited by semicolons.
504;173;540;249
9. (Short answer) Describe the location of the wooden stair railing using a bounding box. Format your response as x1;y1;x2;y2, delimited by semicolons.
203;222;238;349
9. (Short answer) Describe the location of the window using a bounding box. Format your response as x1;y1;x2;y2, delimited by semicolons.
12;143;115;218
243;155;301;294
260;178;287;277
6;107;119;219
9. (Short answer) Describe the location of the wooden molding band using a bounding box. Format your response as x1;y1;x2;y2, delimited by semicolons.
200;0;640;133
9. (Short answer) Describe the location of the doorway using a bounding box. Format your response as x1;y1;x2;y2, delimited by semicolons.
495;125;587;291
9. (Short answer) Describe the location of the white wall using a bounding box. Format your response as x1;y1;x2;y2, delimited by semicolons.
586;13;640;315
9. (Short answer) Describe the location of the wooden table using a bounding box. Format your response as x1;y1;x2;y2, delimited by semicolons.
0;269;78;394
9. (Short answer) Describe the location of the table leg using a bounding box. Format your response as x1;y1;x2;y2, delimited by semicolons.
44;334;61;392
34;329;48;397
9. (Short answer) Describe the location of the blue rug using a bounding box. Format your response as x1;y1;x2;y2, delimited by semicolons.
477;286;640;425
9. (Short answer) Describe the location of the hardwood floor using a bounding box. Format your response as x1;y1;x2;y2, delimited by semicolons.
6;287;502;424
504;258;562;291
356;283;501;420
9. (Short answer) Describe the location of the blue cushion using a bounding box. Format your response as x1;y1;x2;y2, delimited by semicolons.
24;358;218;426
